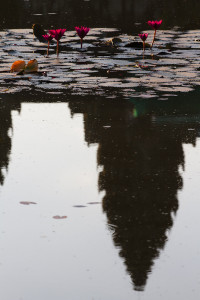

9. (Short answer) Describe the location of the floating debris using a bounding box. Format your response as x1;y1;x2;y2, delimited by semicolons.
11;59;38;74
11;60;26;73
105;37;122;46
24;59;38;73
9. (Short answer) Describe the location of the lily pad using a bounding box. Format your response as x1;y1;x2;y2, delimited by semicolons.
20;201;37;205
53;215;67;219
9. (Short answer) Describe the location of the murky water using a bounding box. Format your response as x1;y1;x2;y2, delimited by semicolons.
1;1;200;299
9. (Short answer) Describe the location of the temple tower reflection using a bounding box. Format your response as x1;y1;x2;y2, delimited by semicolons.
68;96;200;291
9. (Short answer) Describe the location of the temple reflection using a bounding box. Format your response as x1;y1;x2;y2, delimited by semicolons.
68;95;200;291
0;100;21;185
1;89;200;291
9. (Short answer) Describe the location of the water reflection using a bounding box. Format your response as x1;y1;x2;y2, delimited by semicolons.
0;99;21;185
99;118;183;291
1;90;200;292
68;92;200;291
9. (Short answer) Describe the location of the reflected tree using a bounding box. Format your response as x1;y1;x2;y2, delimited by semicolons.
0;100;21;185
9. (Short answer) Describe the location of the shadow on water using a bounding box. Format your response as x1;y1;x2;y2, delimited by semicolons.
1;87;200;291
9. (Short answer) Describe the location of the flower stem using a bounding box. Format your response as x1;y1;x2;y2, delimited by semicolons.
143;41;145;52
47;41;49;57
81;38;83;49
151;29;156;48
143;41;145;59
57;41;59;57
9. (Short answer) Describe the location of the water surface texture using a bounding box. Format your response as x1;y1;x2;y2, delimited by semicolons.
1;1;200;299
1;28;200;99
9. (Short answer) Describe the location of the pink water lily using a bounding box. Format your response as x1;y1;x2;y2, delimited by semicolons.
138;33;148;42
43;34;53;42
138;33;148;55
42;34;53;56
49;29;66;56
147;20;162;30
147;20;162;48
75;26;90;48
49;29;66;41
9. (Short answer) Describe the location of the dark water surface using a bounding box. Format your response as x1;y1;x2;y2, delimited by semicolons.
1;1;200;300
1;0;200;32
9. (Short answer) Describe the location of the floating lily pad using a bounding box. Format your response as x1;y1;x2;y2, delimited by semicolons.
53;215;67;219
20;201;37;205
1;28;200;99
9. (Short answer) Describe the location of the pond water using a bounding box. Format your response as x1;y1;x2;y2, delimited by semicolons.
1;1;200;300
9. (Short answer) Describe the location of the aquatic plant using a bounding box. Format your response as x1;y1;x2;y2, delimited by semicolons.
147;20;162;48
42;34;53;56
75;26;90;48
138;33;148;53
32;24;47;43
105;37;122;47
49;29;66;56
